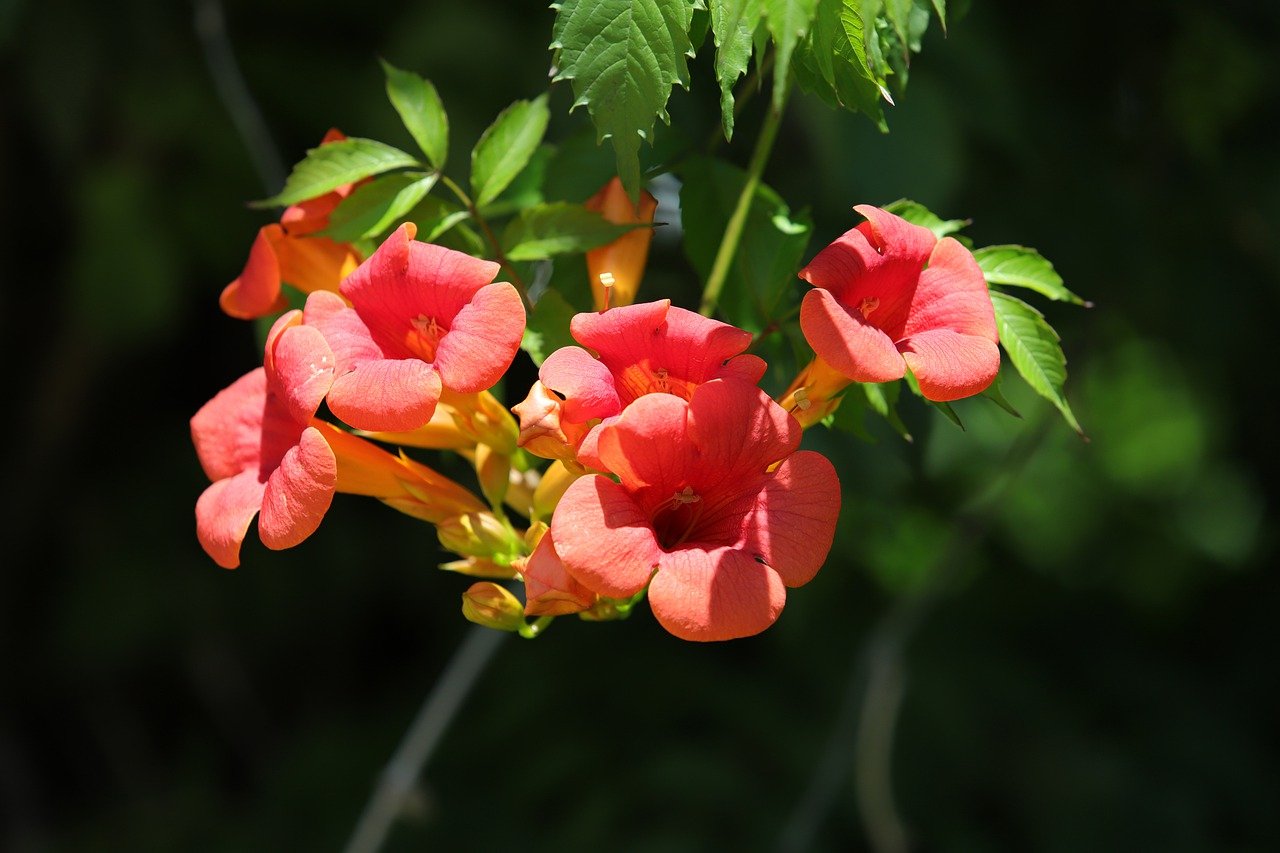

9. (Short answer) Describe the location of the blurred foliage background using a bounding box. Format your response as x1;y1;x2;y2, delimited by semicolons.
2;0;1278;850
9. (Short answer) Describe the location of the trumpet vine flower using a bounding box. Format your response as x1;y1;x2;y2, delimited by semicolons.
549;381;841;641
304;223;525;433
799;205;999;401
513;300;766;464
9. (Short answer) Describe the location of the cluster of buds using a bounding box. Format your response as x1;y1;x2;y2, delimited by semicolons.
195;171;999;641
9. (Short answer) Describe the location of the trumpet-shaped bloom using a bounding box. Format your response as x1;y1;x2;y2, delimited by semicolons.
514;300;766;464
550;381;840;641
304;223;525;433
220;129;362;319
516;531;597;617
799;205;999;401
191;312;337;568
583;177;658;311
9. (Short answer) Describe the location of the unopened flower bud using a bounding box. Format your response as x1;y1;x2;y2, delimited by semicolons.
512;382;591;463
437;512;520;559
474;444;511;509
532;460;582;521
461;582;525;632
440;556;518;579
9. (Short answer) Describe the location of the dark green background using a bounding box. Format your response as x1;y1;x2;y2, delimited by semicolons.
3;0;1277;850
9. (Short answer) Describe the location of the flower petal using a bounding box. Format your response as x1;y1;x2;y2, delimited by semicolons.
686;381;800;490
552;476;664;598
520;533;596;616
259;426;337;550
800;289;905;384
195;470;267;569
274;234;358;297
592;393;694;504
739;451;840;587
265;311;335;424
433;281;525;393
539;346;622;423
191;368;268;482
901;236;999;341
326;358;442;432
898;328;1001;401
648;546;786;641
219;225;288;320
303;291;383;373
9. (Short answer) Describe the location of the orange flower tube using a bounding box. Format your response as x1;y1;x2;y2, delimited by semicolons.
583;177;657;311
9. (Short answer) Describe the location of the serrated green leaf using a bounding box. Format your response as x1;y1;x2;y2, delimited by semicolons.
976;244;1086;306
552;0;695;201
679;156;812;331
470;95;550;208
380;59;449;169
710;0;763;140
520;288;578;366
502;202;641;261
883;198;966;238
764;0;819;110
323;172;438;241
990;291;1083;434
254;138;420;208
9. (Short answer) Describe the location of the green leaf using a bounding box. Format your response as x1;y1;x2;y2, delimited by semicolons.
407;197;484;254
990;291;1084;434
931;0;945;33
794;0;886;127
551;0;696;200
981;372;1022;418
479;144;555;218
882;198;966;238
858;380;912;440
520;288;578;366
709;0;763;140
502;202;641;261
764;0;819;110
380;59;449;169
679;155;812;331
470;95;550;208
323;172;438;241
254;138;420;208
975;244;1088;306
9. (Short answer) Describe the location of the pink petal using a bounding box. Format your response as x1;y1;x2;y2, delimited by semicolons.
648;546;786;641
738;451;841;587
538;346;622;423
191;368;269;482
686;381;800;490
898;328;1001;401
591;393;695;505
551;476;665;598
433;281;525;393
259;426;337;550
326;357;442;432
800;289;905;384
340;224;501;358
799;206;936;339
195;470;267;569
303;291;384;374
901;236;999;341
520;533;596;616
219;225;287;320
265;311;335;424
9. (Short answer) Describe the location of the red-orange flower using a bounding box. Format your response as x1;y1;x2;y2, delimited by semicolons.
583;177;658;311
304;223;525;432
799;205;999;401
220;129;362;319
513;300;765;464
549;381;840;641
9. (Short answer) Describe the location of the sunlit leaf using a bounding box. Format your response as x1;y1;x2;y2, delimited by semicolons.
764;0;819;109
883;198;966;238
521;287;578;366
253;138;420;208
709;0;763;140
380;59;449;169
471;95;550;208
990;290;1084;434
323;172;438;241
551;0;696;201
976;244;1087;306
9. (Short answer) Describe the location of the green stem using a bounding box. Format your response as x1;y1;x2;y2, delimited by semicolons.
519;615;554;639
441;175;530;305
698;98;787;318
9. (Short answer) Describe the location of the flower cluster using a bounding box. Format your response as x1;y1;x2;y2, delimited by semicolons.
195;191;1000;641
